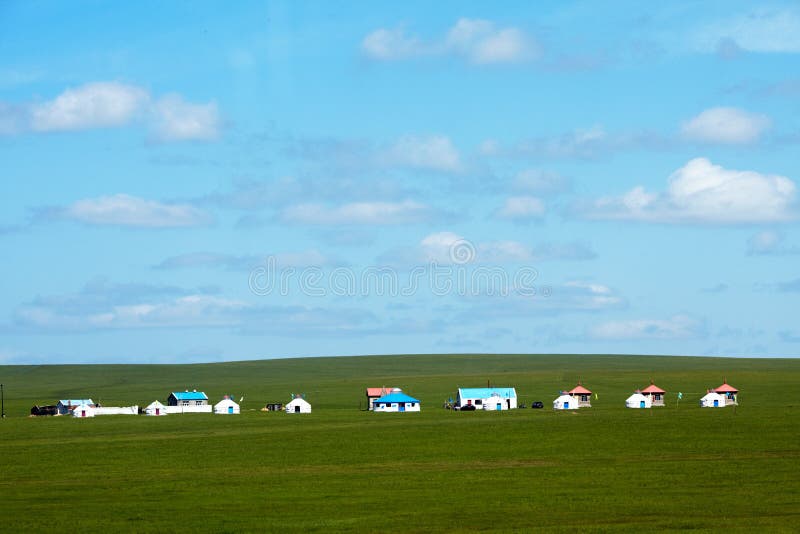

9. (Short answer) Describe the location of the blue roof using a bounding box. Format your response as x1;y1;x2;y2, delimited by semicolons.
170;391;208;400
458;388;516;399
59;399;94;405
375;392;420;404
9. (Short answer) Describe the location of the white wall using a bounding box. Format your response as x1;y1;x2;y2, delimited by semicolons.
164;405;213;414
94;406;138;415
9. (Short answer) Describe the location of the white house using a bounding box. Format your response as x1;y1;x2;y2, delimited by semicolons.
372;392;421;413
714;381;739;406
286;397;312;414
456;387;517;410
700;391;726;408
553;393;578;410
567;382;593;407
145;400;168;416
57;399;94;415
625;391;652;409
214;396;240;415
72;403;95;418
366;387;402;410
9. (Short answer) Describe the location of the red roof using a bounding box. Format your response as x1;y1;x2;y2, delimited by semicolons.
714;381;738;393
568;383;592;395
366;387;399;397
641;382;666;394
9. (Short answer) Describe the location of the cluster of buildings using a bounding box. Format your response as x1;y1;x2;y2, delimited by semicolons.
365;379;738;413
31;390;313;418
31;380;740;419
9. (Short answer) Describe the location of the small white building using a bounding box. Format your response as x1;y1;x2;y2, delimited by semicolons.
286;397;312;414
625;391;652;409
72;403;95;418
214;396;240;415
372;392;421;412
145;400;168;416
57;399;95;415
456;387;517;410
553;393;579;410
700;391;726;408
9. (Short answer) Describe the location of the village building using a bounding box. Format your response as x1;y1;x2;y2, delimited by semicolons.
72;403;95;418
286;396;312;414
553;392;579;410
641;381;666;406
366;387;401;410
214;396;240;415
456;387;517;410
57;399;95;415
144;400;167;416
167;390;208;407
372;392;421;412
567;382;593;407
625;391;652;409
714;381;738;406
30;405;58;416
700;391;726;408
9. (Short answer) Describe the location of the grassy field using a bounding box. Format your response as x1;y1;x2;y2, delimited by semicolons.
1;354;799;532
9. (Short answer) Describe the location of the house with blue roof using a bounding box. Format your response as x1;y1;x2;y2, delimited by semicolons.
372;392;421;412
456;387;517;410
167;390;209;407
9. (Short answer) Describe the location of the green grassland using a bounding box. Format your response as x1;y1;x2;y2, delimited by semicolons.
1;354;799;532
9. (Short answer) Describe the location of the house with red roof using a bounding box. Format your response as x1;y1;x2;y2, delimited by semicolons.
641;381;666;406
366;387;402;410
714;380;738;406
567;382;592;407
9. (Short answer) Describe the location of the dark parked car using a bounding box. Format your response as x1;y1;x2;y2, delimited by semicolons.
530;401;544;409
459;404;477;411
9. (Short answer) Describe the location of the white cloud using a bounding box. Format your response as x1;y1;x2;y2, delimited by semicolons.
1;81;221;142
590;315;704;340
281;200;431;225
54;194;211;228
747;230;800;255
362;27;425;60
382;232;594;266
513;169;570;194
152;94;221;141
681;107;771;144
30;82;148;132
579;158;797;223
694;9;800;54
382;135;462;173
446;18;539;64
515;125;611;158
363;18;540;64
496;196;546;221
156;249;337;270
478;240;534;263
420;231;466;263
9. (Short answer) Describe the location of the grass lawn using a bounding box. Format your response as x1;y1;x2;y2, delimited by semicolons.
1;354;799;532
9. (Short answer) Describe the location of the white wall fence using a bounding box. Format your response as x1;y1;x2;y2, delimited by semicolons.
164;405;213;414
94;406;138;415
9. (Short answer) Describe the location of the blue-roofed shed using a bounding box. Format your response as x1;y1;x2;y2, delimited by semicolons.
167;390;209;406
456;387;517;410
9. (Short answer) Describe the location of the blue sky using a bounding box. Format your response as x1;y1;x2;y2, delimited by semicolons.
2;1;799;363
